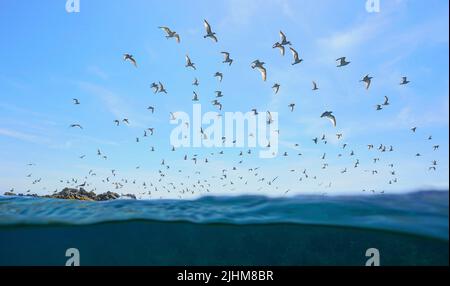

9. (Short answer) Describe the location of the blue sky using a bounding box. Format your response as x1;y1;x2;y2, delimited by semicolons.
0;0;448;199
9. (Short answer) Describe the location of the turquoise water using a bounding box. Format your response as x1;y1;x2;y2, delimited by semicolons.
0;191;448;265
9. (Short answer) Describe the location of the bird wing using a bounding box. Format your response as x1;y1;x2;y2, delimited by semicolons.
277;45;285;56
279;31;287;42
204;20;212;34
174;34;181;43
256;66;267;81
129;57;137;67
159;26;172;36
327;114;337;127
289;47;298;61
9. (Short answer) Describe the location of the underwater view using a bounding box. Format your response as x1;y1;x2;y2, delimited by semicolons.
0;0;449;269
0;191;448;265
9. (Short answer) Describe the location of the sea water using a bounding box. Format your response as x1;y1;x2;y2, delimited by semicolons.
0;191;448;266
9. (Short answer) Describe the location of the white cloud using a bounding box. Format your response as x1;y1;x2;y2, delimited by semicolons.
0;128;48;144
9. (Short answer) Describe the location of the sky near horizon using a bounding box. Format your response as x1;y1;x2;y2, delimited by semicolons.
0;0;448;199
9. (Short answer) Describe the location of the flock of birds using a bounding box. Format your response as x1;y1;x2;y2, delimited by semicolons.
10;20;442;199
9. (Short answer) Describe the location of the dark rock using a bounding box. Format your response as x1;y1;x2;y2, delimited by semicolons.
42;188;120;201
3;192;15;196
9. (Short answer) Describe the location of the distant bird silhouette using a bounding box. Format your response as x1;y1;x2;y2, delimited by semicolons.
321;111;336;127
251;60;267;81
123;54;137;67
272;83;280;94
185;55;196;70
214;72;223;82
69;124;83;129
360;74;373;90
221;52;233;66
336;57;350;67
400;76;410;85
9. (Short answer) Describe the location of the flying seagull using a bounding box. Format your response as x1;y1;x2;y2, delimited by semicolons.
272;83;280;94
382;96;389;106
272;42;285;56
336;57;350;67
69;124;83;129
312;81;319;91
221;52;233;66
279;31;291;46
360;74;373;90
158;82;167;94
321;111;336;127
400;76;410;85
289;47;303;65
288;103;296;112
214;72;223;82
123;54;137;67
192;78;199;86
158;26;180;43
150;82;159;93
192;91;199;101
72;98;80;105
251;60;267;81
203;20;218;42
185;55;196;70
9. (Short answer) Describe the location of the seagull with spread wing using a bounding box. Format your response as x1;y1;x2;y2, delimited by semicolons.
321;111;337;127
360;74;373;90
336;57;350;67
203;20;218;42
400;76;410;85
251;60;267;81
185;55;196;70
123;54;137;67
158;26;180;43
69;124;83;129
272;42;285;56
289;47;303;65
221;52;233;66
